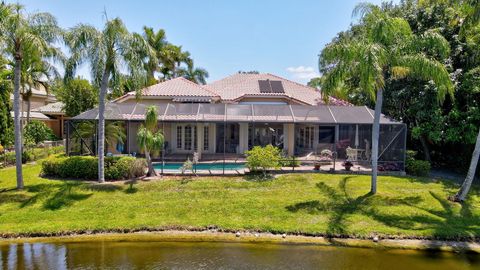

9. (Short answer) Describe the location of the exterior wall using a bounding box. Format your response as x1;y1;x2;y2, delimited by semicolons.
44;119;61;139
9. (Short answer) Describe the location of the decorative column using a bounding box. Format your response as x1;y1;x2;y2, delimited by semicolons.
196;123;204;160
285;123;295;156
239;123;249;154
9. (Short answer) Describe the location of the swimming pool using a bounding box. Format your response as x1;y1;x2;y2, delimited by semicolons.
153;162;245;171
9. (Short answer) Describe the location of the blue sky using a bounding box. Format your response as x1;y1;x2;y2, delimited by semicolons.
13;0;393;84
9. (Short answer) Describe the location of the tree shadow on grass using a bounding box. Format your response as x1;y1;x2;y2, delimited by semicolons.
286;176;422;235
286;176;480;239
18;181;92;210
85;183;123;192
244;173;274;182
124;180;138;194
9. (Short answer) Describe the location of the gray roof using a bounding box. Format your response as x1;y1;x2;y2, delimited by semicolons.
34;101;65;115
10;111;51;120
72;102;401;125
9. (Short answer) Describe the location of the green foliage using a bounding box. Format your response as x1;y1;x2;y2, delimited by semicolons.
0;80;13;147
56;78;97;117
245;145;282;174
280;156;301;167
180;158;194;174
116;157;147;179
23;120;57;144
0;146;64;167
41;156;146;180
406;150;431;176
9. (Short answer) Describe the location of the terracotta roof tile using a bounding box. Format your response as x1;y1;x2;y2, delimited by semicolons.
207;73;350;106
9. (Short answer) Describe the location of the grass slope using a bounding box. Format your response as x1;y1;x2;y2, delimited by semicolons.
0;163;479;240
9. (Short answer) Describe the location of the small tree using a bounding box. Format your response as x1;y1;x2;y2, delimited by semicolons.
245;145;281;177
56;78;97;117
137;106;164;177
23;120;56;144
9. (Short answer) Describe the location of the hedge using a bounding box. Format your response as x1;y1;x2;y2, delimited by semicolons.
41;156;147;180
0;146;65;167
405;150;431;177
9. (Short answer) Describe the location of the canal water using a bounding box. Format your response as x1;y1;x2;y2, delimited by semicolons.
0;240;479;269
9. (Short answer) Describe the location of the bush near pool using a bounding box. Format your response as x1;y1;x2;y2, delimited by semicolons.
41;156;147;180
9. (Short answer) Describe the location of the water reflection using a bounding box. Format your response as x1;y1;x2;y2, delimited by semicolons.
0;241;478;270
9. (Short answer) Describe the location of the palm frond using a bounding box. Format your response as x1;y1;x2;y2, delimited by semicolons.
394;54;454;102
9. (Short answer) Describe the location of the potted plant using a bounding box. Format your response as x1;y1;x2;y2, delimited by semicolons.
343;160;353;171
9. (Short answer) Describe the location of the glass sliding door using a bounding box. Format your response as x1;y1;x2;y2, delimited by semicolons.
216;123;239;153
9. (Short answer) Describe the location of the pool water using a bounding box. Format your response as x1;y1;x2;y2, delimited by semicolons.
153;162;245;171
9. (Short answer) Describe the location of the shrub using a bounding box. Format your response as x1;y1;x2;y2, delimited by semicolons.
47;146;65;155
115;157;146;178
41;156;67;176
406;159;431;177
59;156;98;179
405;150;430;176
280;156;300;167
24;120;57;144
41;156;147;180
3;151;16;165
245;145;282;175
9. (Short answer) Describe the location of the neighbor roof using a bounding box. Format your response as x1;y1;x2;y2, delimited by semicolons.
206;73;350;106
34;101;65;115
10;111;51;120
114;77;219;102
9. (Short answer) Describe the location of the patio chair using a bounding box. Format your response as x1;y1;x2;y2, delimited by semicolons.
346;147;357;161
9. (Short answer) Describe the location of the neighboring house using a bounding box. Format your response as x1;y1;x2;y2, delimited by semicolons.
72;73;406;170
10;87;66;138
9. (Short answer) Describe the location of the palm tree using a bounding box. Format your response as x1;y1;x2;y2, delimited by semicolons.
142;26;165;84
159;44;191;80
137;106;164;177
451;0;480;202
18;48;59;124
65;17;154;183
320;3;454;194
0;3;61;189
179;58;209;84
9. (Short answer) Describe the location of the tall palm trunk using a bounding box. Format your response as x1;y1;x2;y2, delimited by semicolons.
371;88;383;194
97;68;109;183
13;56;24;189
453;129;480;202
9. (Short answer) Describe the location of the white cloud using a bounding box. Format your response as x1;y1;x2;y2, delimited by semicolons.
286;66;319;82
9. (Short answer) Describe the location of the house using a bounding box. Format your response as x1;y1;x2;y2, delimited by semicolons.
10;87;66;138
70;73;406;171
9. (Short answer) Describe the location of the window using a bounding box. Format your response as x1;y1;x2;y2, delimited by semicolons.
184;126;192;150
203;126;209;151
176;126;182;149
318;126;335;143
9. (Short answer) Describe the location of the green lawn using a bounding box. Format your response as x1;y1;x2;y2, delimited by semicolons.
0;163;479;240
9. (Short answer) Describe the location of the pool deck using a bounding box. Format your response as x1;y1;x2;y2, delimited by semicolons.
154;161;405;176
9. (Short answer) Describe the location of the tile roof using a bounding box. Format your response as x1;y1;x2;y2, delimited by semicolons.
10;111;51;120
206;73;350;106
115;77;219;102
34;101;64;114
